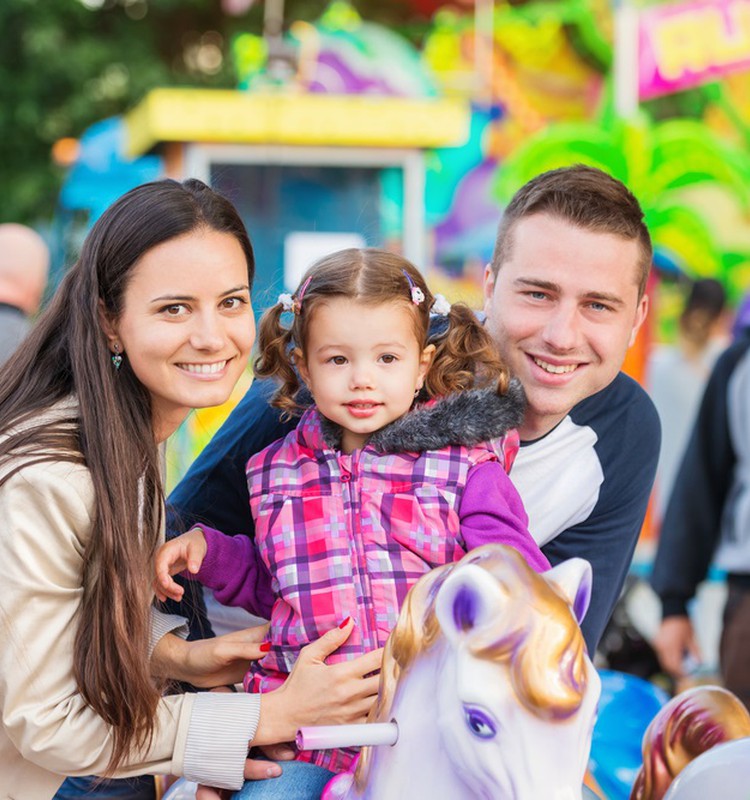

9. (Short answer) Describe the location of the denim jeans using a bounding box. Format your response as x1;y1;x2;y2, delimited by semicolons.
232;761;335;800
54;775;156;800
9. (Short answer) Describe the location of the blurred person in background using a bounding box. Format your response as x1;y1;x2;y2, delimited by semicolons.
0;222;50;365
652;298;750;709
647;278;728;525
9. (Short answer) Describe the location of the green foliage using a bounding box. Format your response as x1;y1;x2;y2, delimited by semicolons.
493;112;750;282
0;0;422;225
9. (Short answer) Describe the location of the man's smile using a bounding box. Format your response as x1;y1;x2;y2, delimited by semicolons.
531;356;580;375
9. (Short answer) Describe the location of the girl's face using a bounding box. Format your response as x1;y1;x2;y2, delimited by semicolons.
297;297;435;453
104;227;255;442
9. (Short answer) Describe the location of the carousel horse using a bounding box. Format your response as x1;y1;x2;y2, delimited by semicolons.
298;544;601;800
163;544;600;800
630;684;750;800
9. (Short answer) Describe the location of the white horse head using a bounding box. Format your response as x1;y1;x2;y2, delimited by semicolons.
320;544;601;800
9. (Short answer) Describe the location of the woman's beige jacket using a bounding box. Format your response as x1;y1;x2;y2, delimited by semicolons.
0;402;260;799
0;450;199;799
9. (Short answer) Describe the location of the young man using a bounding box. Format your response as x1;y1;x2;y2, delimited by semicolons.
167;165;660;654
481;165;657;649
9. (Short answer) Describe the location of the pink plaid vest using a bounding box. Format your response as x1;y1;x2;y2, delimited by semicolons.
245;406;518;772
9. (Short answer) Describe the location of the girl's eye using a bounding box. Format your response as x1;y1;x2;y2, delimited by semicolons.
328;356;347;365
380;354;397;364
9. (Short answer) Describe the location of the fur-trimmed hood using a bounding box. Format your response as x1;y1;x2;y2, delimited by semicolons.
313;379;526;453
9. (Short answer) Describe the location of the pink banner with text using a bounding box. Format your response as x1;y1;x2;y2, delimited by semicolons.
639;0;750;100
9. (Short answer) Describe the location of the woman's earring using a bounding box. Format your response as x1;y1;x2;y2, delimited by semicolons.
111;343;123;371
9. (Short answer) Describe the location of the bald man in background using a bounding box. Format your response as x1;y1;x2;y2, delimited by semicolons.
0;223;50;365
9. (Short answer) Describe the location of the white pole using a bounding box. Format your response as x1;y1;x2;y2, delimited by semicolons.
474;0;494;99
297;722;399;751
613;0;640;119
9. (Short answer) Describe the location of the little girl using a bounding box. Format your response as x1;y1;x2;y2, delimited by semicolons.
155;248;549;797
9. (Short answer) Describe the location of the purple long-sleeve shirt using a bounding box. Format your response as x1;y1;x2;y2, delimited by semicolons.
192;459;549;614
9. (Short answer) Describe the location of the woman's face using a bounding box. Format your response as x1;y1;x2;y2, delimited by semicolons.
106;227;255;442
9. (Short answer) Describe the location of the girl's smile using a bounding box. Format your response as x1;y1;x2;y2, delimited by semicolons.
344;401;383;419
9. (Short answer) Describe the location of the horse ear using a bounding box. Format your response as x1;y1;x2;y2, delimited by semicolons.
544;558;592;624
434;563;505;643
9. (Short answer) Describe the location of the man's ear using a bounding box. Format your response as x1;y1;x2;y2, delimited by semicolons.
628;294;649;348
482;263;496;313
97;299;119;350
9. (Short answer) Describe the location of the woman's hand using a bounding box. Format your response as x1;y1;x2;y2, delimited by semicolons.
151;624;270;688
153;527;208;602
253;618;383;746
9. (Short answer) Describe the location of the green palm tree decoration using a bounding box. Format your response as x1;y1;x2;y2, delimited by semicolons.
494;110;750;296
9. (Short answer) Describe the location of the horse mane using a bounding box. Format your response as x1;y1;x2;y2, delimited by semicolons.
463;546;589;722
355;545;589;788
630;685;750;800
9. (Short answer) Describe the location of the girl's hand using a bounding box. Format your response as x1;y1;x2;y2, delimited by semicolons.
151;624;270;687
153;527;208;602
253;618;383;746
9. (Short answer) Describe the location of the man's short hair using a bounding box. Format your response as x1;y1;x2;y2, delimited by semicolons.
490;165;653;298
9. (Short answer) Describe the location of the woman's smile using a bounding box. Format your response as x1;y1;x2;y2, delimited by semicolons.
176;358;233;378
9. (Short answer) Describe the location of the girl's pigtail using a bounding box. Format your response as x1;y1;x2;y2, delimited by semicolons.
425;302;510;397
254;304;301;419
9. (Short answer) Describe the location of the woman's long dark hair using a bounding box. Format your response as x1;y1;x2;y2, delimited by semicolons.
0;178;254;772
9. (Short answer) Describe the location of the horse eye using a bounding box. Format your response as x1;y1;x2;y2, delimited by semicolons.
463;706;497;740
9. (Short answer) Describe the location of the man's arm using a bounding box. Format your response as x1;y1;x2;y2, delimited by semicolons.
167;378;297;536
542;494;650;655
164;377;297;636
541;377;660;653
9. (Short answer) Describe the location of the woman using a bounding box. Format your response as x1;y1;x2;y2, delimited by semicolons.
0;179;380;800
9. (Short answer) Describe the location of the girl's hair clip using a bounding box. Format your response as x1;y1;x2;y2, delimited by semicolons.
402;269;425;306
432;294;451;316
279;276;313;315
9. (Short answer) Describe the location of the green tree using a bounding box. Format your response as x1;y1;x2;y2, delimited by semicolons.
0;0;423;224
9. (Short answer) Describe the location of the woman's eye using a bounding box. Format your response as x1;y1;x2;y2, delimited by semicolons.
162;304;187;317
221;296;248;310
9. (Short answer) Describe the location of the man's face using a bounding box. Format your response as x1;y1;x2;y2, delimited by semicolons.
483;213;648;441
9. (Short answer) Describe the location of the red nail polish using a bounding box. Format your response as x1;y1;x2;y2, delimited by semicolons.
338;616;352;629
260;641;271;652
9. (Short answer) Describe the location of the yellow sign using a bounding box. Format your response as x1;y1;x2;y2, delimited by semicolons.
124;88;470;156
